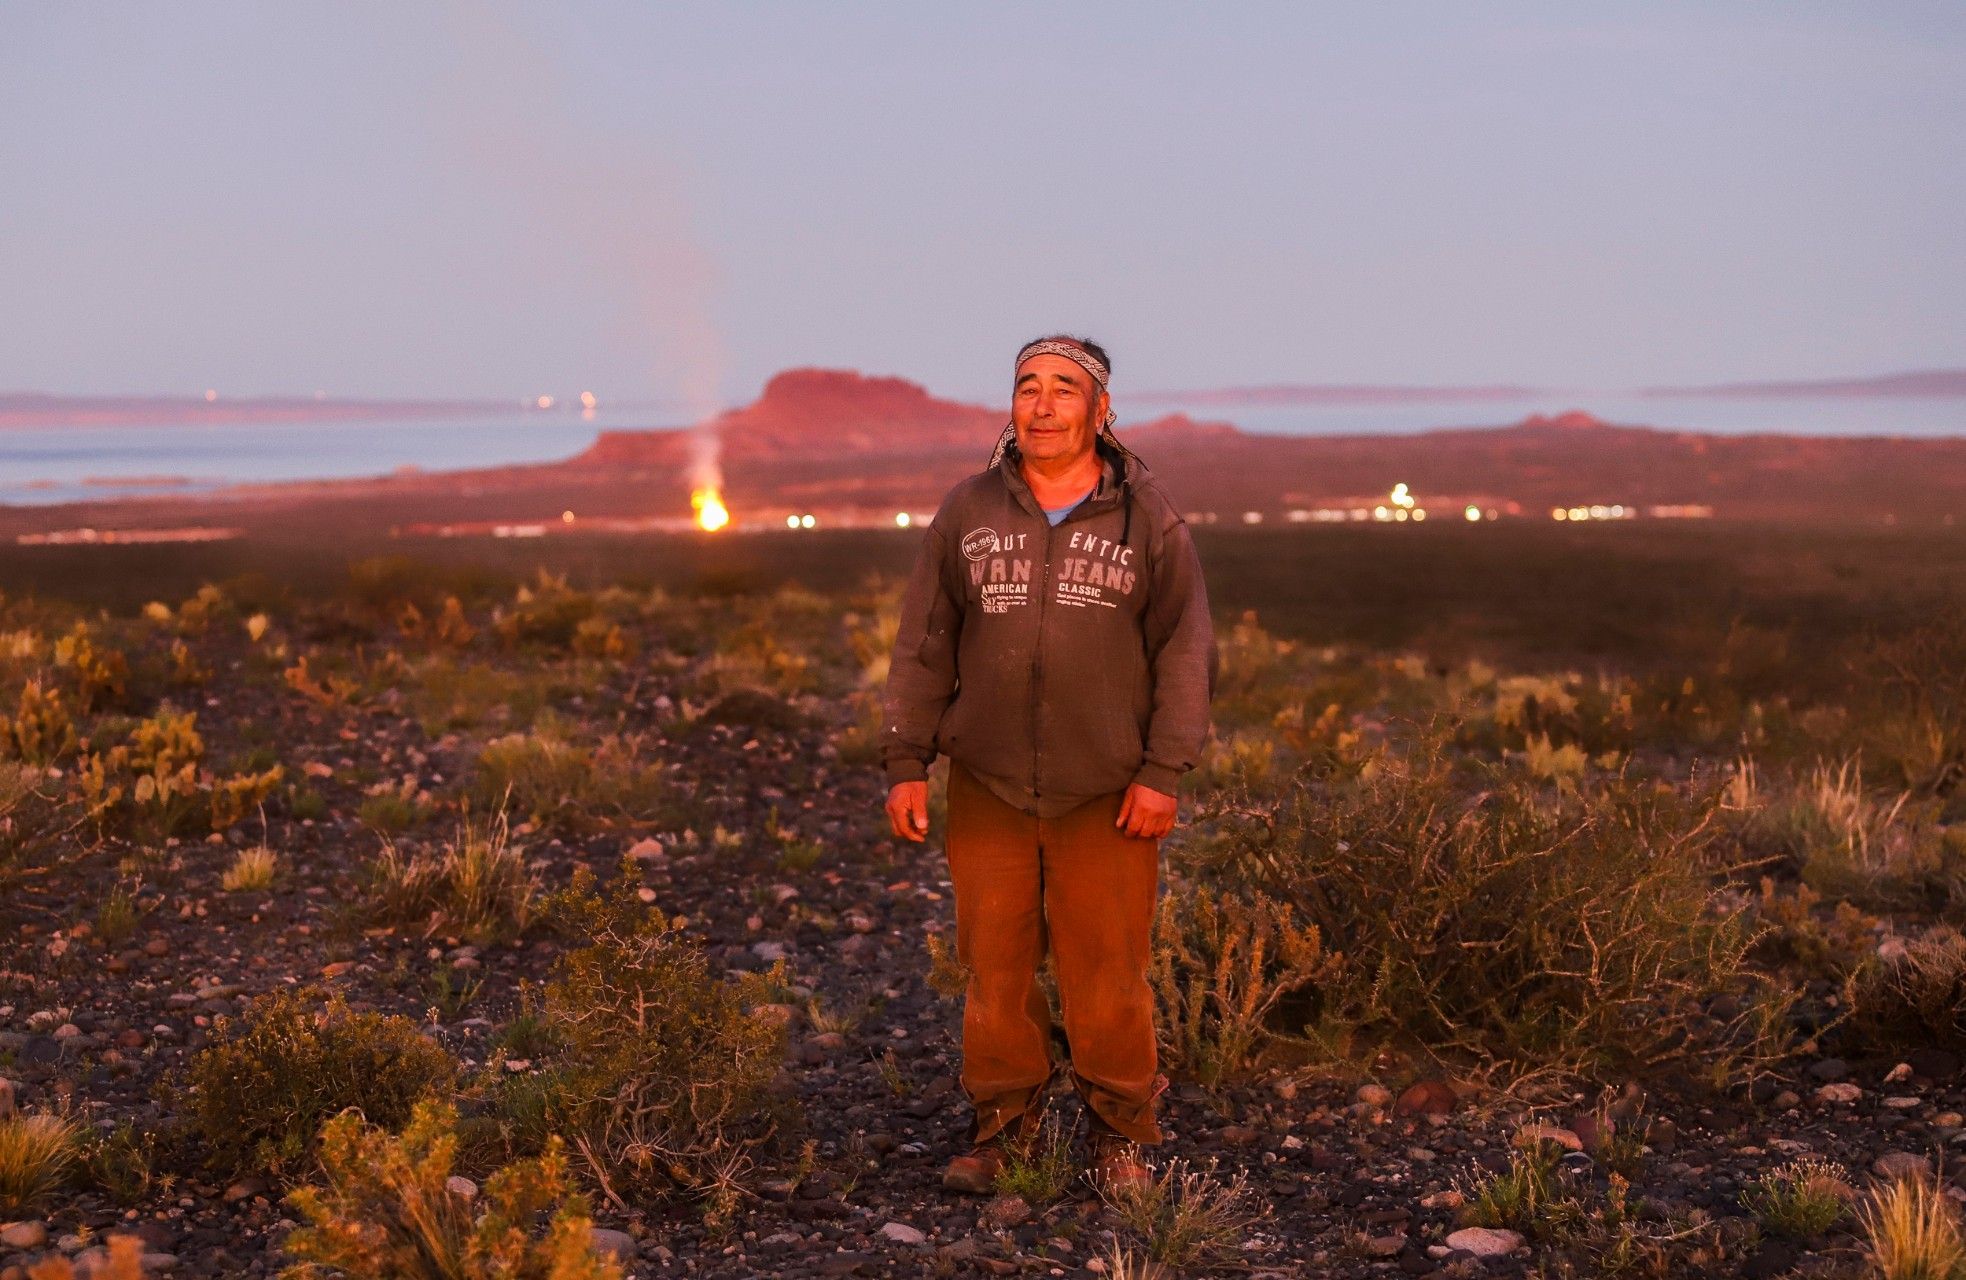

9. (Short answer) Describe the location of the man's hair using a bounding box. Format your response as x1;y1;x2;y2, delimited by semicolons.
1020;334;1111;381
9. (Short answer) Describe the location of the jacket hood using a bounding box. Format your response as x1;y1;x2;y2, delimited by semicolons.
994;433;1149;546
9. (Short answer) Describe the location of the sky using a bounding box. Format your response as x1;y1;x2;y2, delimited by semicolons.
3;1;1962;411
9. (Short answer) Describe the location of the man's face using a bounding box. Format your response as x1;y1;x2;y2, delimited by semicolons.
1011;353;1109;467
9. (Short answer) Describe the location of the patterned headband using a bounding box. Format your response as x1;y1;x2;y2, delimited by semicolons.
1015;338;1110;393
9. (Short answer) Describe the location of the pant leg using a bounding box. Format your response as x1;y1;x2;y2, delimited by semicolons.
944;759;1057;1143
1038;788;1165;1144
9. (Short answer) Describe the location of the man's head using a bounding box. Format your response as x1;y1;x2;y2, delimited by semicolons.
1010;334;1112;469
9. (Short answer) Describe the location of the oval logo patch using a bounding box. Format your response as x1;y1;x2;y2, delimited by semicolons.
961;527;1000;561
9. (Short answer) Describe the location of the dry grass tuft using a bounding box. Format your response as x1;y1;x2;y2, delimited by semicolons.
1860;1170;1966;1280
0;1111;82;1214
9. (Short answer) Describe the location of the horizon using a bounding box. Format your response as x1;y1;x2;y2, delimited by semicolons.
4;3;1962;409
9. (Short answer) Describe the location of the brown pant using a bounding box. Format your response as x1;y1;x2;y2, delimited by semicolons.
944;758;1166;1146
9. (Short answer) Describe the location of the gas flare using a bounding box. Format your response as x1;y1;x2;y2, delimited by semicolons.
692;487;729;532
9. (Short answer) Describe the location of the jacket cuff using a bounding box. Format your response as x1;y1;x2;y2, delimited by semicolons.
1131;761;1184;797
885;756;930;788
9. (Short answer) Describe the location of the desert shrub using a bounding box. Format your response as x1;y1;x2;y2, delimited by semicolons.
1741;1158;1851;1239
222;845;279;893
363;804;538;945
407;655;552;734
1730;755;1963;914
0;679;77;764
1861;1169;1966;1280
1149;880;1340;1087
990;1114;1077;1205
280;1098;622;1280
519;872;788;1211
1746;878;1881;981
24;1234;144;1280
357;776;438;833
1191;718;1788;1079
699;619;817;698
473;722;680;835
71;705;282;840
0;761;76;884
1457;1144;1559;1234
186;987;456;1178
1853;608;1966;800
53;620;129;714
1842;928;1966;1054
284;652;362;707
0;1111;82;1214
1099;1157;1265;1271
397;594;479;650
493;570;600;651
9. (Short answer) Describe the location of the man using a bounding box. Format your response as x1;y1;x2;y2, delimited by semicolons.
879;334;1218;1195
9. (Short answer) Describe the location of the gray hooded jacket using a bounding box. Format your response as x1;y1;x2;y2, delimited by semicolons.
880;435;1218;818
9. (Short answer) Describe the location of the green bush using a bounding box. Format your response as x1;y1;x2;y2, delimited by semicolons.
363;804;538;945
472;719;682;836
280;1098;622;1280
186;987;456;1178
518;872;789;1214
1191;718;1789;1079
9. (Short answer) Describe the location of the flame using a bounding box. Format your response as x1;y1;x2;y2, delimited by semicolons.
692;487;729;532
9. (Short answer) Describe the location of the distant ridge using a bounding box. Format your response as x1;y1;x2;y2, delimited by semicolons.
1639;370;1966;398
1130;383;1544;407
0;392;518;428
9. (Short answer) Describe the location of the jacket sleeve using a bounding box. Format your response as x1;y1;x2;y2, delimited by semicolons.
879;520;964;787
1133;515;1218;797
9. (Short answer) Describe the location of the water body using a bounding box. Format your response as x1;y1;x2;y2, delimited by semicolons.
0;408;677;507
3;394;1962;508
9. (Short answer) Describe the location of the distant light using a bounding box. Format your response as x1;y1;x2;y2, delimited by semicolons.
1412;508;1426;521
1552;507;1568;520
535;394;555;410
786;515;801;529
579;391;597;411
561;510;575;523
1390;482;1415;509
1465;505;1482;522
1373;505;1389;520
1242;511;1263;524
204;389;217;402
800;513;817;529
895;511;912;527
1485;508;1498;521
1394;508;1409;521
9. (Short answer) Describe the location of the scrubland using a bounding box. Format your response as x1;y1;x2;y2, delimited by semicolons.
0;520;1962;1279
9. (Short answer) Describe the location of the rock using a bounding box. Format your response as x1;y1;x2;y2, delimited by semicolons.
223;1178;264;1203
1885;1062;1914;1084
140;1253;178;1273
1571;1113;1612;1151
878;1221;927;1246
626;837;666;861
587;1228;638;1262
0;1077;14;1119
1445;1227;1523;1258
1395;1079;1459;1117
143;937;170;957
1356;1083;1393;1107
1806;1058;1849;1082
981;1194;1031;1230
1873;1152;1934;1181
445;1175;478;1201
1515;1123;1584;1152
1;1221;49;1248
1219;1124;1259;1145
1364;1235;1406;1258
1644;1117;1678;1154
1814;1082;1863;1105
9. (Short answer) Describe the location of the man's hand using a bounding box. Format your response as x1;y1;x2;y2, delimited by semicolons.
886;780;930;843
1115;783;1177;839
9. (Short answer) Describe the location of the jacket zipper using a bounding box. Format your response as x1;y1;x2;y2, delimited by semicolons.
1031;510;1057;806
